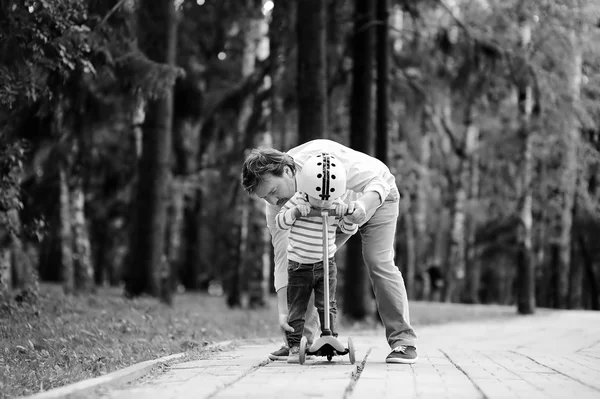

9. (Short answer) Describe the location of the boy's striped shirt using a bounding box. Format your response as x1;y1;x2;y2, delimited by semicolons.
275;192;358;264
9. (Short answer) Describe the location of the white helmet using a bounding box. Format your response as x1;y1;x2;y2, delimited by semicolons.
297;152;346;201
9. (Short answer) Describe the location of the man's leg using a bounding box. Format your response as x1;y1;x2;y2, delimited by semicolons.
360;200;418;363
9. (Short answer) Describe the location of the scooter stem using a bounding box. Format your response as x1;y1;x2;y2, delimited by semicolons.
321;210;330;332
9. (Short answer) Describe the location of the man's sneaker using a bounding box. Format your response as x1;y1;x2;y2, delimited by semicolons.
386;345;418;364
268;345;289;361
287;346;301;363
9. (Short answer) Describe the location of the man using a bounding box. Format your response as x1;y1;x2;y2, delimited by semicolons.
241;139;418;364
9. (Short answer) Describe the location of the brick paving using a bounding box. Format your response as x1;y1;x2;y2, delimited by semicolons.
89;310;600;399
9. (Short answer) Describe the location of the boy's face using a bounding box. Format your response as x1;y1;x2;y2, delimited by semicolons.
254;166;296;206
306;195;334;209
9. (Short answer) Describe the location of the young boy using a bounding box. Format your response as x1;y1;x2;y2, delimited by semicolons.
274;152;358;363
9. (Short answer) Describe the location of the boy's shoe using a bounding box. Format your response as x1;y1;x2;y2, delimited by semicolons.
386;345;418;364
287;346;300;363
268;345;289;361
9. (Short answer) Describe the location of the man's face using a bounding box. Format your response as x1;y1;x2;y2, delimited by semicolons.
254;166;296;206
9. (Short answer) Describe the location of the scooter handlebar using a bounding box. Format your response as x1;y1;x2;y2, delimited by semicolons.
307;209;353;217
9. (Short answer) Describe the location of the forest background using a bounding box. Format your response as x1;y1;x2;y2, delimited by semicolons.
1;0;600;395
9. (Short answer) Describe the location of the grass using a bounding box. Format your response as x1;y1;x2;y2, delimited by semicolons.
1;283;526;399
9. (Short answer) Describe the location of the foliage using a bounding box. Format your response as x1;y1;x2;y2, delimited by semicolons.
0;0;93;109
0;137;28;215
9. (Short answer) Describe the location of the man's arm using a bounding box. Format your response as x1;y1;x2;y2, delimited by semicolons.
276;286;289;325
335;231;352;249
266;202;295;340
346;191;382;225
266;203;289;293
359;191;384;209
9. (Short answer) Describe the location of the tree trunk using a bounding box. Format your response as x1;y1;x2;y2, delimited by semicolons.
38;201;61;282
326;0;349;143
235;193;248;308
375;0;389;165
0;244;11;296
172;70;204;289
71;178;94;293
11;234;38;296
515;17;536;315
464;124;481;303
344;0;374;320
59;165;75;295
577;232;599;310
133;97;145;158
167;177;186;289
569;233;583;308
173;119;202;176
297;0;327;143
172;74;204;290
414;124;430;297
270;0;292;149
125;0;177;302
443;107;475;303
231;9;267;308
402;193;416;299
182;186;202;290
92;219;107;286
444;161;466;303
374;0;391;311
0;209;18;294
558;29;582;309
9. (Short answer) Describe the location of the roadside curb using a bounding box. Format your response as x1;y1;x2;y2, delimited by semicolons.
21;340;236;399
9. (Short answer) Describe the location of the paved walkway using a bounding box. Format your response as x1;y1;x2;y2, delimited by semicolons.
89;311;600;398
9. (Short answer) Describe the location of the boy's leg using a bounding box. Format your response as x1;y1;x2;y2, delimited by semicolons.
360;200;418;363
286;263;313;348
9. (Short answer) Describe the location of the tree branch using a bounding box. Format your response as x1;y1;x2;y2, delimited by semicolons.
425;104;467;159
98;0;129;28
436;0;472;39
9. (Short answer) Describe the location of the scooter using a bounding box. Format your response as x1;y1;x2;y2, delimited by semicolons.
298;208;355;365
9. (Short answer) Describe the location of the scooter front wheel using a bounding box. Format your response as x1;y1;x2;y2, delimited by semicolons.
299;336;307;365
348;336;355;364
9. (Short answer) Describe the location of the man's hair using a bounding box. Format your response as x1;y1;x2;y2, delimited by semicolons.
241;147;296;194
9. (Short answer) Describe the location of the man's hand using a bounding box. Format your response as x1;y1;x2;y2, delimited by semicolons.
278;313;294;345
295;204;311;217
346;201;366;224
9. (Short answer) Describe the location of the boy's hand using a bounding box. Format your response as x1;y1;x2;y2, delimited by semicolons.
334;202;349;216
295;204;311;217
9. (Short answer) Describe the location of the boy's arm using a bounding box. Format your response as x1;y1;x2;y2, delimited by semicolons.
274;197;302;230
339;216;358;235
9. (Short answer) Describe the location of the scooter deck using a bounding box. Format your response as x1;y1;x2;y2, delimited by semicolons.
307;336;348;356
